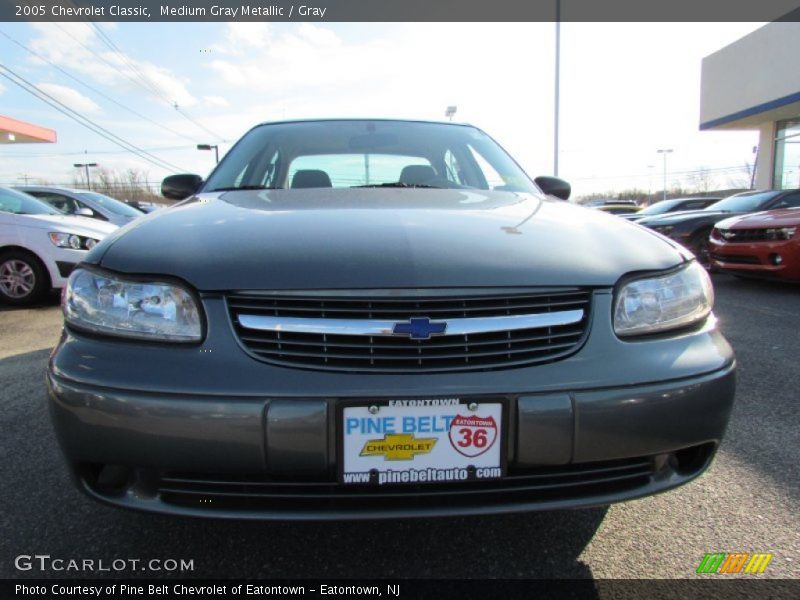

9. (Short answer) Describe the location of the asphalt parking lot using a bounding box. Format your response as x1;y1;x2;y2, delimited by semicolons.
1;274;798;580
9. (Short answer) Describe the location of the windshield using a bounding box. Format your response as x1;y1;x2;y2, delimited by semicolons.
203;120;536;194
79;192;144;217
0;187;62;215
705;191;779;212
638;200;680;215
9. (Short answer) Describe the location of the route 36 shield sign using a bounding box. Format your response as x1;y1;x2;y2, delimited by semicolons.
448;413;498;458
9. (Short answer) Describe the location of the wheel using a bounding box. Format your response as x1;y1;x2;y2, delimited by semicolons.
0;250;49;305
689;229;713;270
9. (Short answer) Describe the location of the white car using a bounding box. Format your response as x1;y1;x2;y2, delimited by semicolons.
0;187;118;305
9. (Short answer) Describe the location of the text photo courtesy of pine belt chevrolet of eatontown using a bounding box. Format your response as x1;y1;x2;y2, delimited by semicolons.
1;7;799;594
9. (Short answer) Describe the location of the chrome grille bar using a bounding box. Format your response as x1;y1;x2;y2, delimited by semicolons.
237;310;585;337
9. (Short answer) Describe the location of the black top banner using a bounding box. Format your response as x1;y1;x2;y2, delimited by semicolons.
3;0;800;22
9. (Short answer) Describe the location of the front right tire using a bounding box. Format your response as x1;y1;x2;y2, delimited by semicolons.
690;229;713;270
0;249;49;305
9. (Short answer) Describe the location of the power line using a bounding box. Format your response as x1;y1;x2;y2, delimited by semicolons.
82;21;225;141
0;29;201;145
0;145;198;158
52;18;224;142
0;63;188;173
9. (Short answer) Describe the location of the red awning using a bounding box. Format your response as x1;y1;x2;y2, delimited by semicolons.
0;114;57;144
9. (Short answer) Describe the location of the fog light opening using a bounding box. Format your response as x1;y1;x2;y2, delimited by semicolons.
769;253;783;266
669;443;715;476
95;464;133;494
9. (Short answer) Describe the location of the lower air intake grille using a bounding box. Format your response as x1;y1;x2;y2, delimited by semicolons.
156;456;654;513
227;290;592;373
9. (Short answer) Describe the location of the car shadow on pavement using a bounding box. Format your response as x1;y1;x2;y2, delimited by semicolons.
0;291;60;312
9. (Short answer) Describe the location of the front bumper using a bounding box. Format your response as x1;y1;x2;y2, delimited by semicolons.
47;291;737;519
48;365;735;519
710;237;800;281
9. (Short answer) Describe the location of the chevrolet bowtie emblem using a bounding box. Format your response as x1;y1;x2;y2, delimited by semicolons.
359;433;438;460
392;317;447;340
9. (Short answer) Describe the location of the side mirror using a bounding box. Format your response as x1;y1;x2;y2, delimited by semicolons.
534;176;571;201
75;207;95;217
162;174;203;201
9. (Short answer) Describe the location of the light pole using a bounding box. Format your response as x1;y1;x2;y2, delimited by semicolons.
197;144;219;163
73;161;98;191
554;0;561;176
646;164;655;205
657;149;673;202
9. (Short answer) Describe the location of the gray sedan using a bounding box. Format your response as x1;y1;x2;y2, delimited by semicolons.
16;186;144;227
47;119;735;520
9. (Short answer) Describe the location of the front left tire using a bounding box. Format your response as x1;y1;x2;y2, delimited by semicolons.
0;249;49;306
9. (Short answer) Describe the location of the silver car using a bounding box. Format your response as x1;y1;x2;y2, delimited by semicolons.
16;186;145;227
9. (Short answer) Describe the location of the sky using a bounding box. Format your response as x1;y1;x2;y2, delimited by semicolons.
0;21;766;198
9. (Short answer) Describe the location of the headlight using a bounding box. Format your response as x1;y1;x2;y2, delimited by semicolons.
49;232;99;250
613;261;713;337
764;227;796;241
64;268;203;342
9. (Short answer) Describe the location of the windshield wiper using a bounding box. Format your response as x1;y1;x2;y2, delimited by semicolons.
353;182;442;189
207;185;281;192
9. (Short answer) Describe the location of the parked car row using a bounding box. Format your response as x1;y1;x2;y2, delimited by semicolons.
606;191;800;282
0;186;152;305
0;187;119;304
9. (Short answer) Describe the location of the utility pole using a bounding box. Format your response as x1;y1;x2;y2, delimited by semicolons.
74;152;98;191
657;149;673;202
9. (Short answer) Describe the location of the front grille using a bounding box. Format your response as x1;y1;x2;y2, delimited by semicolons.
156;456;654;513
710;252;761;265
227;290;592;372
717;228;791;243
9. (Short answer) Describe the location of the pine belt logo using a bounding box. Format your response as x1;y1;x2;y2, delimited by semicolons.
360;433;437;460
696;552;773;574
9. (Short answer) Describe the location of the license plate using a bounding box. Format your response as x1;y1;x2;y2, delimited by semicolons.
340;399;504;485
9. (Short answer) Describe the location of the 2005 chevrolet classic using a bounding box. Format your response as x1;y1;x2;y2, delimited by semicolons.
47;119;735;519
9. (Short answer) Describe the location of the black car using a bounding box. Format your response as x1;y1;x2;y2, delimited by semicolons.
48;119;735;519
623;197;721;222
638;190;800;265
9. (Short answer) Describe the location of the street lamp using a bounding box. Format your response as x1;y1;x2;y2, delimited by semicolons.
554;0;561;177
197;144;219;163
657;149;673;202
73;161;98;191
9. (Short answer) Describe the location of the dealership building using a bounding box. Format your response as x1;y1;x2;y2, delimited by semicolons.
700;22;800;191
0;114;57;145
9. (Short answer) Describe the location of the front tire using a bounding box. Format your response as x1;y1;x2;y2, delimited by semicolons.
0;250;49;305
690;229;713;270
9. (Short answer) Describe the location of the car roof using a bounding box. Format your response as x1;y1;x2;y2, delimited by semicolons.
15;185;88;194
252;118;476;129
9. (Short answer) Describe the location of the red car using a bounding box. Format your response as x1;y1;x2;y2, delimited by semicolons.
710;208;800;281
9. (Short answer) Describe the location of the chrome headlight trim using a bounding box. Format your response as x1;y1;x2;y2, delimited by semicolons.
63;267;204;343
613;261;714;337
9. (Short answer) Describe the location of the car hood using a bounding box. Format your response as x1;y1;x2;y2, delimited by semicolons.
716;208;800;229
16;213;118;237
91;188;686;290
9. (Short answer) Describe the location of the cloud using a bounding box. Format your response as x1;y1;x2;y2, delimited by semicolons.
28;22;197;108
210;22;271;54
202;95;230;108
35;83;101;113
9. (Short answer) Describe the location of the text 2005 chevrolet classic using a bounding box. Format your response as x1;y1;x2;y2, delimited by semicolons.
47;119;735;519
